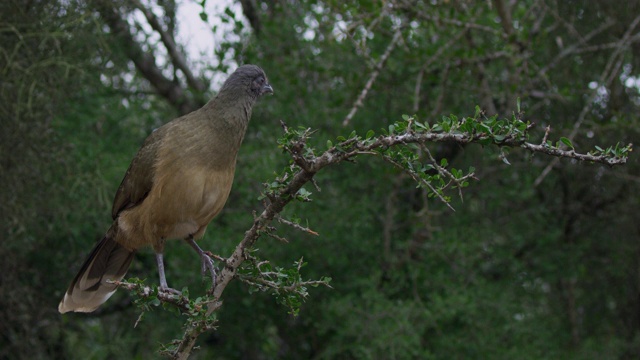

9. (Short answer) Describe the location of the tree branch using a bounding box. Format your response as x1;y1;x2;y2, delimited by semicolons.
131;0;207;94
492;0;515;36
342;28;403;126
94;1;200;114
533;14;640;186
118;112;630;358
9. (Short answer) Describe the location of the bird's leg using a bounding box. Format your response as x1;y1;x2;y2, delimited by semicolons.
155;252;181;295
184;235;217;288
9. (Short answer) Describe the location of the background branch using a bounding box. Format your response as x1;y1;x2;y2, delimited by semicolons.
342;28;403;126
533;14;640;186
131;0;207;94
95;1;201;114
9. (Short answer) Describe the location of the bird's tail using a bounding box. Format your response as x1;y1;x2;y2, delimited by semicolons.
58;226;135;313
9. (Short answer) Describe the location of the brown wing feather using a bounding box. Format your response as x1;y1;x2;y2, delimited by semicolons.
111;129;164;219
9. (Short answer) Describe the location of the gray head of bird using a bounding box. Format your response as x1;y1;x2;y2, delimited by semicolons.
220;64;274;100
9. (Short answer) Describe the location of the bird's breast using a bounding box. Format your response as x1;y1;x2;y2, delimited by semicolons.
155;165;235;238
116;165;236;247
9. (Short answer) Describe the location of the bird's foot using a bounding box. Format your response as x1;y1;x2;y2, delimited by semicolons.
159;286;182;296
199;252;217;290
184;236;218;292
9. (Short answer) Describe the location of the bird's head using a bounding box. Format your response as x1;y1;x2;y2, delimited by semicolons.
221;64;273;99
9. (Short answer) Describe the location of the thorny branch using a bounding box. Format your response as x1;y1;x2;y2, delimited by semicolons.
237;255;329;292
276;214;319;236
110;280;191;312
115;112;629;359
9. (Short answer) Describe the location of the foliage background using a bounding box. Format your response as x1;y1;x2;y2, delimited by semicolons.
1;0;640;358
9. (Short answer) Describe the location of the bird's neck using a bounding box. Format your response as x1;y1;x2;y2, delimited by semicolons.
200;92;256;153
207;90;255;123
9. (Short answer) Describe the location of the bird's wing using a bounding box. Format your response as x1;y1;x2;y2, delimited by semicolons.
111;131;162;219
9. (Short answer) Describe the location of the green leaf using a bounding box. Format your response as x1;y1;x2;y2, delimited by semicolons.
415;121;430;131
517;97;521;113
560;137;574;149
365;129;375;139
402;114;410;120
326;140;333;149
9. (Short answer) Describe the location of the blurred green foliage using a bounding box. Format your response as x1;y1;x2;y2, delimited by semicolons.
1;0;640;359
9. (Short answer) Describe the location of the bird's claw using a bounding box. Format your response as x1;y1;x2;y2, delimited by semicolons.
200;253;217;289
159;286;182;295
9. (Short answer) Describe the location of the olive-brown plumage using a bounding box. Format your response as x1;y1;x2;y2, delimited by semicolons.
59;65;273;313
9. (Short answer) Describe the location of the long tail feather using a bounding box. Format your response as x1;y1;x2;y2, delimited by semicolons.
58;228;135;313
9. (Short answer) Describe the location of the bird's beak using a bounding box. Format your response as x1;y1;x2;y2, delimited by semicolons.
262;83;274;95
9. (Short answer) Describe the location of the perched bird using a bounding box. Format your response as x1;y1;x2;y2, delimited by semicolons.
59;65;273;313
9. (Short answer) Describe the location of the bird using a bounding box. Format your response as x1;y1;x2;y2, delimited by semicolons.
58;64;273;313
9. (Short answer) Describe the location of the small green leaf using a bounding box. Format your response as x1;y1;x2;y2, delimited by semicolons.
366;130;375;139
402;114;410;120
474;105;482;118
415;121;430;131
326;140;333;148
560;137;574;149
516;97;521;113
